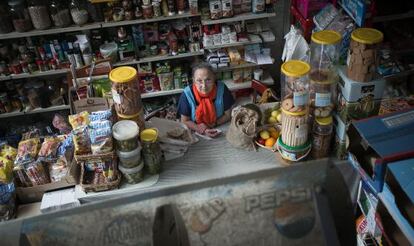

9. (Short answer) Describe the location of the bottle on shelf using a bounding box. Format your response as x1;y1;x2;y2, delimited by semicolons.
70;0;89;26
27;0;52;30
0;2;14;34
8;0;33;33
50;0;72;28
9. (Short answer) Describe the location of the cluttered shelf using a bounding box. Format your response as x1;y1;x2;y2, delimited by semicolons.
113;51;204;67
0;69;70;82
204;33;275;50
213;62;262;72
0;105;70;119
201;12;276;25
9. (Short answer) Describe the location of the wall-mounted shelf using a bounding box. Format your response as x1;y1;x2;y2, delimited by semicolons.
204;33;275;50
0;105;70;119
201;12;276;25
113;51;204;67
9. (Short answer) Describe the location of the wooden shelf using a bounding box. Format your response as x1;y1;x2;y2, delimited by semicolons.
201;12;276;25
0;105;70;119
113;51;204;66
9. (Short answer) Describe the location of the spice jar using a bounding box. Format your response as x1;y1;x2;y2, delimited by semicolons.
0;93;13;113
347;28;383;82
140;128;163;175
0;3;14;34
281;60;311;113
113;120;140;152
28;0;52;30
310;31;341;118
110;66;144;116
50;0;72;28
70;0;89;26
142;4;153;19
152;1;162;17
311;116;333;159
9;0;33;32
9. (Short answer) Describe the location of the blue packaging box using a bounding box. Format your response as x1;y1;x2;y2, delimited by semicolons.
348;109;414;192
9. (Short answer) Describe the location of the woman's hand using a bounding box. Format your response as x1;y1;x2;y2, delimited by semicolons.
196;123;208;134
204;128;221;138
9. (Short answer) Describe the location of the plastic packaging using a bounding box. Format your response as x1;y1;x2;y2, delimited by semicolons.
0;182;16;221
70;0;89;26
119;161;144;184
49;155;69;182
15;138;40;164
69;111;90;129
50;0;72;27
110;66;143;116
118;146;142;168
209;0;222;20
38;136;63;161
347;28;383;82
89;120;113;154
113;120;139;152
26;161;50;185
311;116;333;159
28;0;52;30
222;0;233;17
8;0;33;32
72;126;91;155
0;157;13;184
100;42;118;63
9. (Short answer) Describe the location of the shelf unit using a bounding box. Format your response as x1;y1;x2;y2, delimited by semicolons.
204;34;275;50
141;76;274;99
0;105;71;119
201;12;276;25
113;51;204;67
213;62;261;72
0;69;69;82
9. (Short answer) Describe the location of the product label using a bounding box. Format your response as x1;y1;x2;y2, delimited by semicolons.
111;89;121;104
295;124;308;139
293;91;309;106
315;92;331;107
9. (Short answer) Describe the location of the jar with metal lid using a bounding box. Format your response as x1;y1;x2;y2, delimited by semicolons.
50;0;72;28
0;2;14;34
110;66;144;116
281;60;311;114
9;0;33;32
0;93;13;113
347;28;383;82
310;30;341;117
140;128;163;175
70;0;89;26
311;116;333;159
28;0;52;30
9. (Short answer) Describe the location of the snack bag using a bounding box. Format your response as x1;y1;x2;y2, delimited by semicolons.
89;120;113;154
57;135;73;157
72;126;92;156
15;138;41;164
89;110;112;122
13;164;33;187
26;161;50;186
0;182;16;221
0;145;17;161
49;155;69;182
69;111;90;129
38;137;64;161
0;157;13;184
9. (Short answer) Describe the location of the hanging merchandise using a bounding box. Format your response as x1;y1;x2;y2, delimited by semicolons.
140;128;163;175
311;116;333;159
310;30;341;118
347;28;383;82
0;3;14;34
28;0;52;30
50;0;72;28
70;0;89;26
8;0;33;32
279;60;311;161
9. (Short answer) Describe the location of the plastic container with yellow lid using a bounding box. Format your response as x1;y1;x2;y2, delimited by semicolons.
347;28;383;82
110;66;143;116
281;60;311;117
140;128;163;175
280;106;309;148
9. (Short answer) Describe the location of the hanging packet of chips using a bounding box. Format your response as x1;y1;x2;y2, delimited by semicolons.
15;138;41;165
38;136;64;161
72;126;92;156
89;110;112;122
0;157;13;184
69;111;90;129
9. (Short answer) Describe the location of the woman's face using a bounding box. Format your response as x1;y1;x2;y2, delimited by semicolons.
193;68;215;94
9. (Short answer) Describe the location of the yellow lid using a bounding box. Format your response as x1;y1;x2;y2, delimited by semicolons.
281;107;307;116
316;116;333;126
351;28;383;45
311;30;342;45
140;128;158;142
109;66;137;83
281;60;311;77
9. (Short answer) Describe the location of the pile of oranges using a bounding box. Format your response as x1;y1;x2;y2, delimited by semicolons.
257;127;280;148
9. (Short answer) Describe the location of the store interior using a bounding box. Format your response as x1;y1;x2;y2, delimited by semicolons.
0;0;413;245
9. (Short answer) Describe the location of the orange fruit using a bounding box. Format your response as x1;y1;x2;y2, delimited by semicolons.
265;137;276;147
268;127;277;133
270;131;279;139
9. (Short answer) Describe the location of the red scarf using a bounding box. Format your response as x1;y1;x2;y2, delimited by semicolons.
193;84;217;125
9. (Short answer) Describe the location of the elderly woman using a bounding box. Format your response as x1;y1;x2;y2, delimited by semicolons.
177;63;235;138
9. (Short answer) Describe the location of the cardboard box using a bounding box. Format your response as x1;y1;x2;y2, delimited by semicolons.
337;91;381;124
338;66;386;102
40;187;80;213
348;109;414;192
385;158;414;228
16;158;80;204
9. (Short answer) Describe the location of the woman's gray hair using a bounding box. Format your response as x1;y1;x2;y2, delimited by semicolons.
192;62;216;79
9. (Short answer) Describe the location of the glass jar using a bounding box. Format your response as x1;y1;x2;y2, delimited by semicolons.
50;0;72;28
311;116;333;159
152;1;162;17
347;28;383;82
140;128;163;175
176;0;185;14
9;0;33;32
0;3;14;34
70;0;89;26
142;4;153;19
32;80;49;108
110;66;143;116
28;0;51;30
